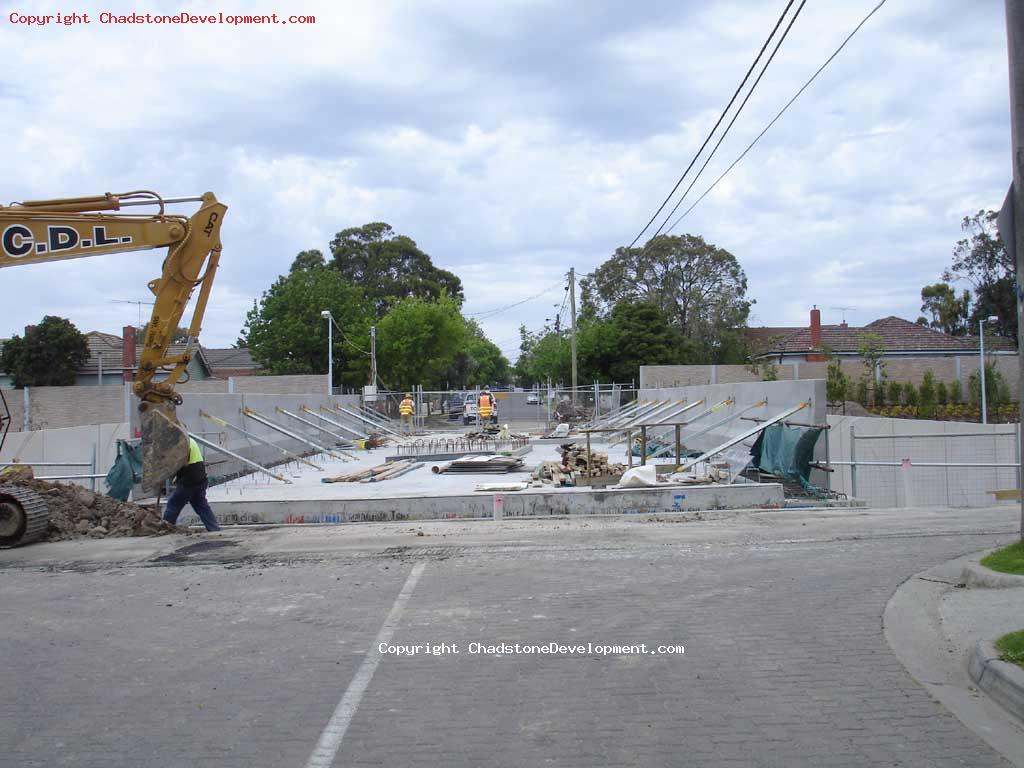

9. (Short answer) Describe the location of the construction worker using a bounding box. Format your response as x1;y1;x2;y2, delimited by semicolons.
478;388;496;425
399;393;415;434
162;435;221;532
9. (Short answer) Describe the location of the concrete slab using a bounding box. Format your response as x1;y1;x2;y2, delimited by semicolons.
181;441;785;527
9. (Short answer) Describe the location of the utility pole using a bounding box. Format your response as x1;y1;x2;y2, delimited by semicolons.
370;326;378;388
569;267;578;403
1006;0;1024;539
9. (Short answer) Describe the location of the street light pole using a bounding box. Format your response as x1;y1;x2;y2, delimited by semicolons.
980;315;999;424
980;318;988;425
321;310;333;395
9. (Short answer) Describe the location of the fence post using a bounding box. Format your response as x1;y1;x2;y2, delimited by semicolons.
823;424;832;493
23;387;30;431
849;424;857;499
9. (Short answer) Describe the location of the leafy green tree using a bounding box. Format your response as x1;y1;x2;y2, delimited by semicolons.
904;383;919;407
290;249;326;273
826;356;849;404
514;325;571;387
329;223;463;315
968;361;1007;408
950;379;963;404
857;332;886;405
581;234;751;362
446;320;511;388
0;316;90;387
936;380;948;406
854;379;869;407
240;268;373;388
137;322;190;344
944;210;1017;340
888;381;903;406
919;283;970;336
919;372;937;419
376;294;468;389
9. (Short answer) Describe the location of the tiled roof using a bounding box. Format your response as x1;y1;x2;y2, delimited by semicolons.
201;346;259;370
758;316;1016;355
78;332;212;376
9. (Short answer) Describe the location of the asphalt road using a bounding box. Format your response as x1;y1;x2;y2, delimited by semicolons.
1;505;1020;767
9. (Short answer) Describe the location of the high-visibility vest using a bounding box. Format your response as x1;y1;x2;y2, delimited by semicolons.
478;394;493;418
399;398;414;416
187;437;203;465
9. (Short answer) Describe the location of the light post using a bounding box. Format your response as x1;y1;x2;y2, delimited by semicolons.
979;315;999;424
320;310;333;395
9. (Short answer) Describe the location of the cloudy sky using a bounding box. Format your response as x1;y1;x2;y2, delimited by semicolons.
0;0;1013;361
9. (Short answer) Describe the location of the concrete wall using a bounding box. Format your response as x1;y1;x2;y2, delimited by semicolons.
0;422;130;491
826;415;1019;508
641;354;1019;390
636;379;828;488
198;482;786;527
1;374;339;433
152;391;364;485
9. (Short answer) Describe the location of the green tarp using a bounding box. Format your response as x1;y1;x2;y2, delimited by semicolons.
750;423;823;486
105;440;142;501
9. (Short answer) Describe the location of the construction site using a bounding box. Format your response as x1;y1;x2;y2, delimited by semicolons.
5;2;1024;767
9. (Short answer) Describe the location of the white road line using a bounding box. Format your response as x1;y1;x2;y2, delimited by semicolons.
304;562;427;768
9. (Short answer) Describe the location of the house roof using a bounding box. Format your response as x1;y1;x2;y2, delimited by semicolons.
756;316;1016;356
78;331;212;376
200;346;259;371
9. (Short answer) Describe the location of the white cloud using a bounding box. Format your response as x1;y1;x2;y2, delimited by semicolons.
0;0;1012;356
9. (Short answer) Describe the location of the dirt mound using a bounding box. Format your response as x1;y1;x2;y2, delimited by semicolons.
0;478;187;541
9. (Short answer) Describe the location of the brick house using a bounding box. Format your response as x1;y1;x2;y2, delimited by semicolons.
749;308;1017;386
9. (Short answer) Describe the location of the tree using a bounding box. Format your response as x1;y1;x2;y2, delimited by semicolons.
581;234;751;362
944;210;1017;340
594;302;684;383
290;248;326;273
919;371;937;419
137;322;190;344
446;320;512;388
0;316;90;387
329;223;464;315
919;283;970;336
826;356;849;404
514;325;572;387
239;268;373;388
968;361;1008;409
857;332;886;405
375;294;468;389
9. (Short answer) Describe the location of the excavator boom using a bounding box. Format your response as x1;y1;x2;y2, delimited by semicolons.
0;190;227;492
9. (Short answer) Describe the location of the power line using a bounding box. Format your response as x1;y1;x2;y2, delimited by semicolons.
650;0;807;240
665;0;888;233
626;0;797;249
465;280;565;320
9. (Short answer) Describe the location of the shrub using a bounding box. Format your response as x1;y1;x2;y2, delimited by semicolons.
904;382;919;407
950;379;963;403
855;378;869;407
888;381;903;405
936;380;948;405
919;372;937;419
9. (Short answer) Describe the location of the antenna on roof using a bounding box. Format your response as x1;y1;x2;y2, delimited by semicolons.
109;298;156;327
830;306;856;324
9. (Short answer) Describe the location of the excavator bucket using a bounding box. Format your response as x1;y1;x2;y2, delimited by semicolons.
139;401;189;494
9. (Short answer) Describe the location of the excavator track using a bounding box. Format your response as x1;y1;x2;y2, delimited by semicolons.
0;486;50;547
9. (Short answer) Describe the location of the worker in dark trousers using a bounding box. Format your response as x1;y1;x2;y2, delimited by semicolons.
162;436;221;532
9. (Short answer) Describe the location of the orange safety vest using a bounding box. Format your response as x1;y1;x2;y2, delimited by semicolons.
399;398;414;416
478;394;493;418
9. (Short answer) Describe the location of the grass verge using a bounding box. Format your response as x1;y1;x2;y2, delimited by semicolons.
995;630;1024;669
980;541;1024;575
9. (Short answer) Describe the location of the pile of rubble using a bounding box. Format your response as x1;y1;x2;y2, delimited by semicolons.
0;468;185;541
533;443;626;487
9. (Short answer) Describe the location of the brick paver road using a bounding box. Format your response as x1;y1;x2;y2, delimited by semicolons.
1;507;1018;767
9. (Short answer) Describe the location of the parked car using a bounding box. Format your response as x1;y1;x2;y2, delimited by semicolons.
526;393;539;405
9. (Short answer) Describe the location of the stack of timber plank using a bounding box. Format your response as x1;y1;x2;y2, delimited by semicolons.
434;455;524;474
321;460;421;483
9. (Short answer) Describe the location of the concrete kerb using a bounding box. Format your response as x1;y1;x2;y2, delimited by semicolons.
884;551;1024;766
962;556;1024;589
969;639;1024;723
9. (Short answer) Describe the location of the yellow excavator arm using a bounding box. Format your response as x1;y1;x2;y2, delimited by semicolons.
0;190;227;490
